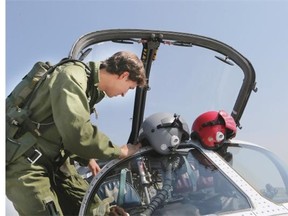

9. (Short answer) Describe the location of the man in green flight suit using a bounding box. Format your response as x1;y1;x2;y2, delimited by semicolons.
6;51;146;216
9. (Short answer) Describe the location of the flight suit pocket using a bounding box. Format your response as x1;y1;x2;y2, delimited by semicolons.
6;132;37;164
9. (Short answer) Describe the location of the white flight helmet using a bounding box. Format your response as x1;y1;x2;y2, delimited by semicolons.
138;112;190;155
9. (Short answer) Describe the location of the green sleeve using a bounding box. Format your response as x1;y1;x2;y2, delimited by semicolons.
50;63;121;160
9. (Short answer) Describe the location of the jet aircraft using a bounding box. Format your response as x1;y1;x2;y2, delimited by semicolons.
58;29;288;215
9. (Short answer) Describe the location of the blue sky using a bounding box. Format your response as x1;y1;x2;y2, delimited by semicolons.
6;0;288;161
4;0;288;215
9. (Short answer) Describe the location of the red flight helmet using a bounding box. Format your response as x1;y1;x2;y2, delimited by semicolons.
191;110;237;149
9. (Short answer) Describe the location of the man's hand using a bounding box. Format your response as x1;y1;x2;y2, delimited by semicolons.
88;159;101;176
93;197;129;216
109;206;129;216
119;143;141;159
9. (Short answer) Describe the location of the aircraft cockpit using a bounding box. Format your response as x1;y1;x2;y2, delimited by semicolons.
79;140;288;216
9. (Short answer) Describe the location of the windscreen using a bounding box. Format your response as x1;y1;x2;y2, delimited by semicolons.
224;144;288;203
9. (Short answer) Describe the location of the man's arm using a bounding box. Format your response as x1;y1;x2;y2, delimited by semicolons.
50;63;122;160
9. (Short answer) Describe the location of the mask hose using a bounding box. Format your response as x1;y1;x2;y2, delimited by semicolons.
139;155;181;216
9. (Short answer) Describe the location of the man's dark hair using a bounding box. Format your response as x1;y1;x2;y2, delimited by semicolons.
100;51;147;87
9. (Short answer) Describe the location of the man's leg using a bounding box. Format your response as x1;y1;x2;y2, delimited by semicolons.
6;156;63;216
54;158;100;216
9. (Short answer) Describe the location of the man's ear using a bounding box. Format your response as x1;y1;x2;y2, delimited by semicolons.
119;71;130;80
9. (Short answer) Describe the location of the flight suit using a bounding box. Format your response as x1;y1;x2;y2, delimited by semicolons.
6;61;121;215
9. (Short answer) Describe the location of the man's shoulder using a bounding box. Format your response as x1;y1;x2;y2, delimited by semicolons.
57;61;88;76
51;61;89;87
60;60;88;71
